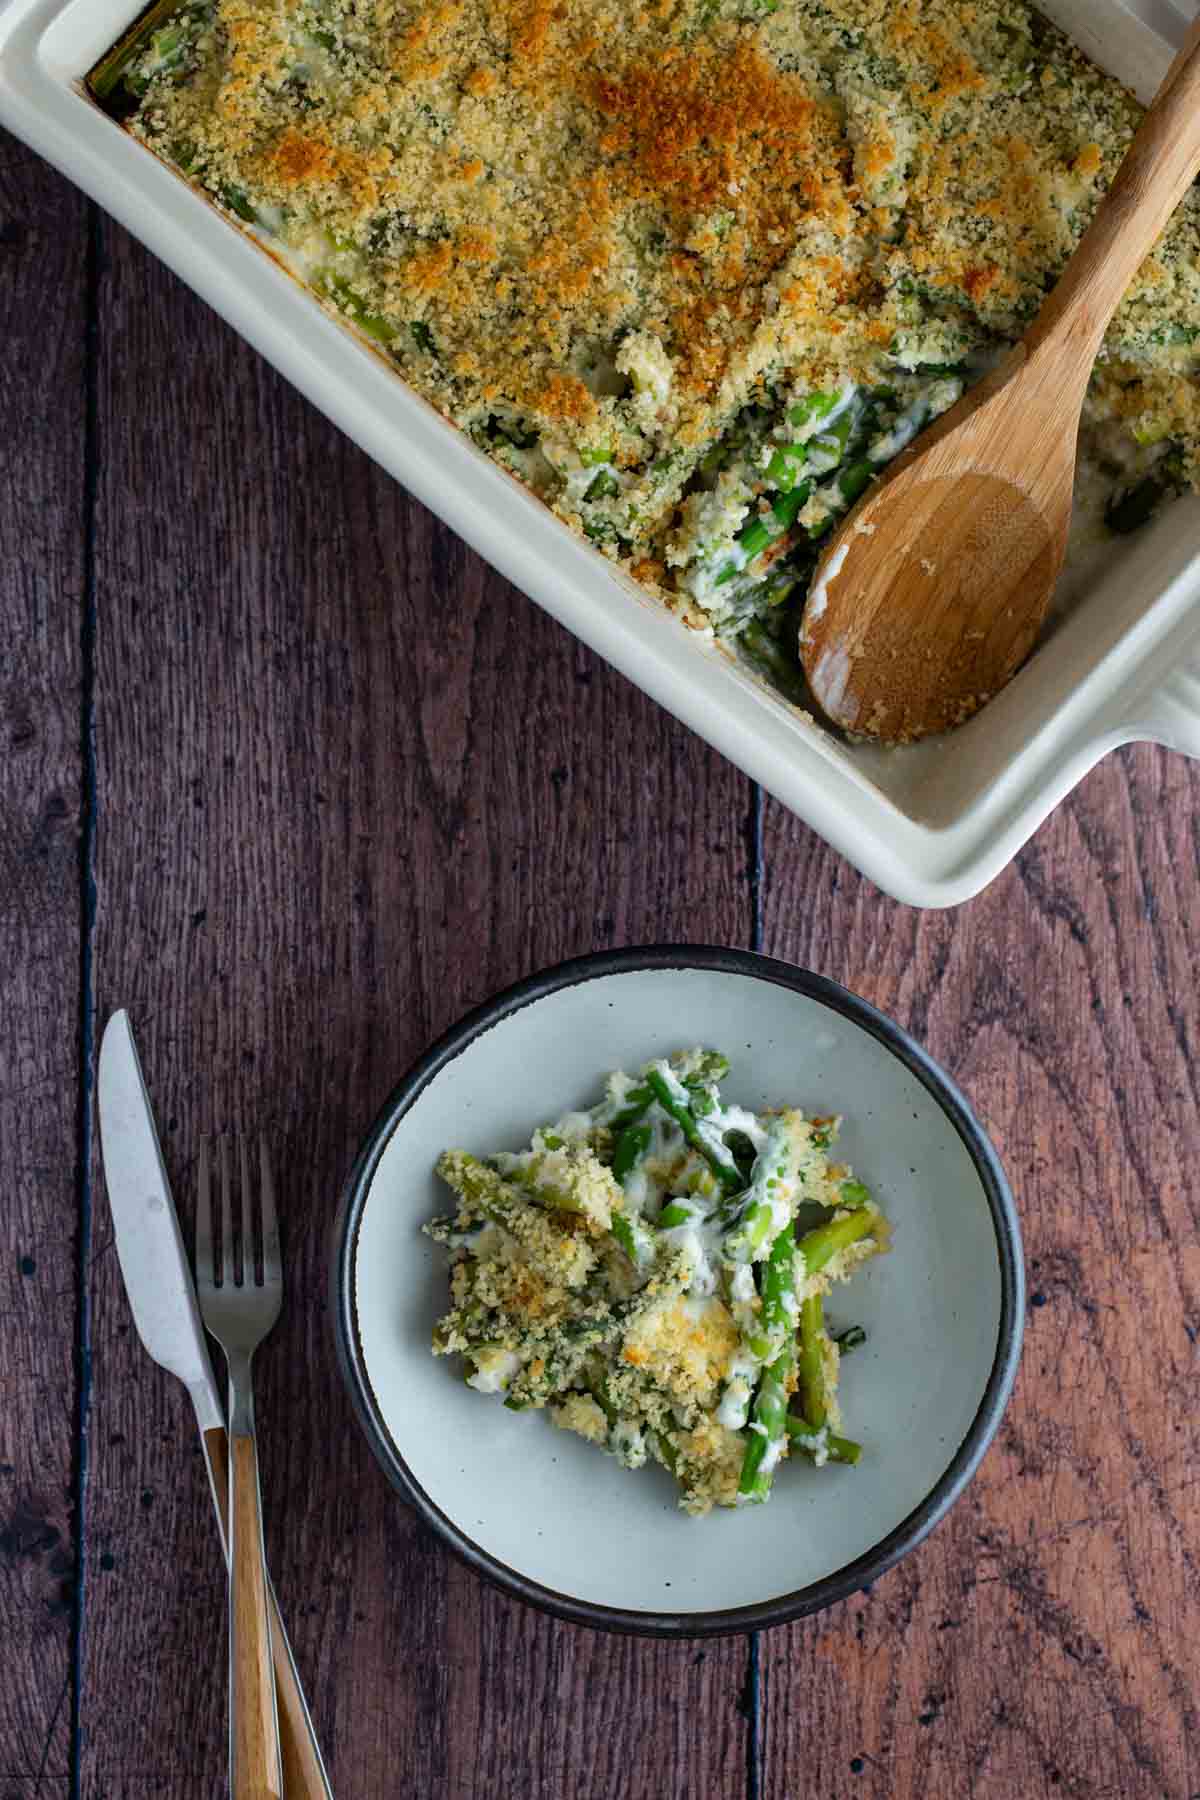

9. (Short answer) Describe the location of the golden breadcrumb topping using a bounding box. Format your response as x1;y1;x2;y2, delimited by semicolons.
116;0;1200;596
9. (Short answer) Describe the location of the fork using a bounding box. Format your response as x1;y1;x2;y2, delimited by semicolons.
197;1138;285;1800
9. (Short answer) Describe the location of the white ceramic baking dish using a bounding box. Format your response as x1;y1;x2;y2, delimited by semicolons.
3;0;1199;906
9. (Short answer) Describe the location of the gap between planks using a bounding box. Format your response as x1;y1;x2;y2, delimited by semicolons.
69;198;103;1800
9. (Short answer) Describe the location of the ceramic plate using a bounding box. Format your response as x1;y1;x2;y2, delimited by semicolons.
332;948;1023;1635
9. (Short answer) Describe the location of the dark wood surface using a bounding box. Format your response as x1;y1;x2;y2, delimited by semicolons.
0;129;87;1799
2;125;1198;1799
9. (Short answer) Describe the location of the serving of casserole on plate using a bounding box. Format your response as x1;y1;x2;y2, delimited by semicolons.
334;950;1023;1632
3;0;1200;902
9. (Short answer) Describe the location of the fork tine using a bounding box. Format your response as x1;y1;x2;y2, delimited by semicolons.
259;1139;282;1287
239;1136;255;1285
220;1134;236;1289
196;1138;214;1285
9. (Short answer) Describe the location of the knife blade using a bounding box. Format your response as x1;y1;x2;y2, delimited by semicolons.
97;1009;333;1798
97;1010;223;1428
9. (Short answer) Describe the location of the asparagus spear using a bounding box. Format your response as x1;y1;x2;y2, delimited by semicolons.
644;1063;743;1192
609;1118;656;1267
788;389;844;432
612;1121;652;1183
710;390;861;586
796;1204;878;1276
785;1294;860;1462
804;381;962;542
838;1179;872;1209
786;1419;862;1464
319;274;397;343
604;1082;653;1131
738;1340;794;1502
610;1211;654;1266
795;1292;830;1430
746;1222;797;1362
722;1115;794;1261
717;377;940;586
89;0;198;103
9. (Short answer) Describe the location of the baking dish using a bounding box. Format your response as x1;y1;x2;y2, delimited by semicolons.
3;0;1199;907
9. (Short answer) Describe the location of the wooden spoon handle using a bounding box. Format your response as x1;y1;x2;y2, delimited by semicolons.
1029;11;1200;370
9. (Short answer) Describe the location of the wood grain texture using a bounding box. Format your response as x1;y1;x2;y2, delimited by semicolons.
0;130;86;1790
229;1432;283;1798
8;70;1200;1800
757;748;1200;1800
203;1424;334;1795
79;219;753;1798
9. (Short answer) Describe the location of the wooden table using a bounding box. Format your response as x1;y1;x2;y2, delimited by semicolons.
4;130;1199;1800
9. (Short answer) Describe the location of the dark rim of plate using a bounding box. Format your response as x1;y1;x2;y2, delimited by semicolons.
331;945;1024;1639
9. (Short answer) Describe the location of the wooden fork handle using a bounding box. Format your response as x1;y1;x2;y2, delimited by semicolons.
1030;10;1200;372
224;1423;284;1800
204;1428;334;1797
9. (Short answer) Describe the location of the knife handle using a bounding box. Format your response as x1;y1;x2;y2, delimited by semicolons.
204;1427;334;1797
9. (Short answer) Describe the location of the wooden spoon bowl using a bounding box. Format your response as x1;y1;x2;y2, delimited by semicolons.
799;17;1200;744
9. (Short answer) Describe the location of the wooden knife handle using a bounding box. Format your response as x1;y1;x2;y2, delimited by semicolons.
204;1427;333;1797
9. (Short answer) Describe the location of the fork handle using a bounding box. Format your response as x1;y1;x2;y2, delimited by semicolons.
204;1428;333;1796
226;1374;284;1800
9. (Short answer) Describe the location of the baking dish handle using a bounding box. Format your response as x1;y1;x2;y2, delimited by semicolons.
1131;641;1200;759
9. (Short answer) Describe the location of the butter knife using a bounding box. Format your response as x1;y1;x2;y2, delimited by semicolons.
97;1009;333;1798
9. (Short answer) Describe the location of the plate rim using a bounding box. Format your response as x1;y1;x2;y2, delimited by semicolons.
331;945;1025;1637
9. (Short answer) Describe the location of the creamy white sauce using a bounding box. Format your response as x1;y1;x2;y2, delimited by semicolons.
545;1109;593;1144
661;1202;725;1296
712;1103;768;1151
807;540;849;623
758;1431;786;1478
467;1349;520;1395
729;1264;756;1304
810;643;851;718
790;1422;830;1468
621;1166;652;1216
726;1117;795;1258
716;1348;760;1429
561;459;626;507
611;1420;647;1469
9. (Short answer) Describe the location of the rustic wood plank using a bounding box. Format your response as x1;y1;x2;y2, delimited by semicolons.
81;220;754;1797
0;131;87;1790
757;745;1200;1800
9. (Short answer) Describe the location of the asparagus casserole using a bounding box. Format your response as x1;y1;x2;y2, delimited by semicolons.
425;1050;888;1514
92;0;1200;718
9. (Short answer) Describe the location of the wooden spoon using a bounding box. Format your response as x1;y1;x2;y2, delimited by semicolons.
798;16;1200;744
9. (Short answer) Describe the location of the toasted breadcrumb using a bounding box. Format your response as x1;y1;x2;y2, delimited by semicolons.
425;1053;889;1513
122;0;1200;579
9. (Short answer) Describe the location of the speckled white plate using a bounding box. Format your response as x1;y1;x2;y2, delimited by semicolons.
333;949;1023;1635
